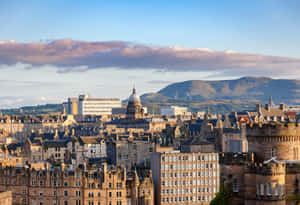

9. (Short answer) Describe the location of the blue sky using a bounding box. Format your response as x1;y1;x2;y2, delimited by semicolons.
0;0;300;108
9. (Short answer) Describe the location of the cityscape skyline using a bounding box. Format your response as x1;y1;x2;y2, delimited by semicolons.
1;0;300;108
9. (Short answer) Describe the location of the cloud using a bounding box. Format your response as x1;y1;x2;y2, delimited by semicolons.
1;39;300;76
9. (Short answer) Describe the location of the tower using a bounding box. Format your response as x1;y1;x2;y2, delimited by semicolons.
126;87;144;120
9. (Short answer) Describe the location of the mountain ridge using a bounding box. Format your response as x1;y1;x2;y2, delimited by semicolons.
141;76;300;104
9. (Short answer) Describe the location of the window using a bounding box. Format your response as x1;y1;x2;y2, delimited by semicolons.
232;179;239;192
260;184;264;196
275;184;279;196
294;147;299;160
267;183;272;196
64;191;68;196
64;201;68;205
271;148;277;158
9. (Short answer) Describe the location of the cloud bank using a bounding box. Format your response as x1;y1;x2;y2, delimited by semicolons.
1;39;300;76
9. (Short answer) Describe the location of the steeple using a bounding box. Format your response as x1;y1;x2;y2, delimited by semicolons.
133;84;136;94
269;96;274;106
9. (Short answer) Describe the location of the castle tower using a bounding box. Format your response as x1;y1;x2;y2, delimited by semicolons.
247;123;300;161
244;159;286;205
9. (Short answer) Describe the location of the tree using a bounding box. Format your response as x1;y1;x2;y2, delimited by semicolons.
210;184;231;205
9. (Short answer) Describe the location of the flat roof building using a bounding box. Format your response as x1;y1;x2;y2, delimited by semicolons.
161;106;189;116
64;94;122;116
151;150;220;205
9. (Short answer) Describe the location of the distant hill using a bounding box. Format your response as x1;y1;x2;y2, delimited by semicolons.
2;77;300;115
0;104;62;115
141;77;300;114
142;77;300;104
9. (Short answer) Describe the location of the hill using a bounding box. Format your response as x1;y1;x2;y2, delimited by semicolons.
2;77;300;115
0;104;62;115
141;77;300;113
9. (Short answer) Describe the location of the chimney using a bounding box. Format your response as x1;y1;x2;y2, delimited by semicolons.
280;103;286;111
256;104;261;112
265;104;270;112
103;162;107;173
54;129;59;140
61;163;65;171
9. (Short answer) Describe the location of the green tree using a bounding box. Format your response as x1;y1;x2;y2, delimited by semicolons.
210;184;231;205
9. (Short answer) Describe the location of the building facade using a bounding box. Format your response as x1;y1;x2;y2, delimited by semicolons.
0;163;154;205
64;95;122;116
151;151;220;205
221;122;300;205
161;106;189;116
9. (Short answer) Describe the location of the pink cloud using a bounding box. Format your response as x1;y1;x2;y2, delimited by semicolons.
0;39;300;76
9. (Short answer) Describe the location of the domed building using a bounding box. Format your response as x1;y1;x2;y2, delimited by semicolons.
108;87;167;132
126;88;144;120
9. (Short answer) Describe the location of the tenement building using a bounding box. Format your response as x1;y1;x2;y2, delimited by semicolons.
0;163;154;205
151;150;220;205
221;122;300;205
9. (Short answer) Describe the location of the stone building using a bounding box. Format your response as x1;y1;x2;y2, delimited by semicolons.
0;163;154;205
0;114;76;139
0;191;12;205
109;88;167;132
221;122;300;205
107;135;154;170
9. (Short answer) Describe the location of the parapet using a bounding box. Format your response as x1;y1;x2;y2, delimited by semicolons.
247;122;300;137
246;161;286;175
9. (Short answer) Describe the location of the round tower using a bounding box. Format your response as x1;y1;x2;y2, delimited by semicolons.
245;160;286;205
247;123;300;161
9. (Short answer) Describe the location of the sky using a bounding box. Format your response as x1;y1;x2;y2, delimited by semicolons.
0;0;300;108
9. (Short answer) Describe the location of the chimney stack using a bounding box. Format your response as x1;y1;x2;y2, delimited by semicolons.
256;104;261;112
279;103;286;111
265;104;270;112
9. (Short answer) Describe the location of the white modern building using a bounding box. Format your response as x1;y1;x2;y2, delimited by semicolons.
63;94;122;115
161;106;189;116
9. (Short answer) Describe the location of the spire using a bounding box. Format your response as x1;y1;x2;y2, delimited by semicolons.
133;85;136;94
134;169;140;185
269;96;274;106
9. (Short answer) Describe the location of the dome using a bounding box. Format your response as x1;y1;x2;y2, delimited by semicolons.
128;88;141;104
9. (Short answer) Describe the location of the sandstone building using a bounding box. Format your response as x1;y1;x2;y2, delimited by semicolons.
221;122;300;205
0;163;154;205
